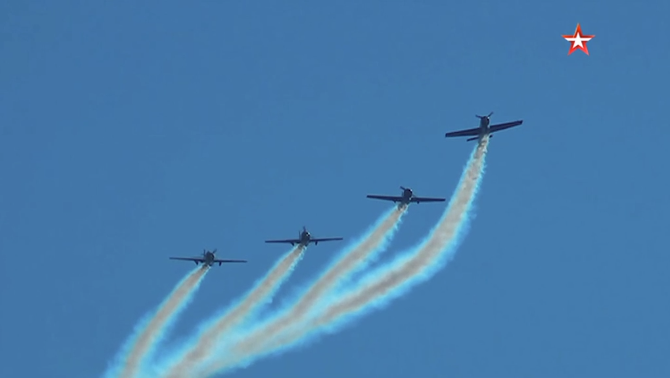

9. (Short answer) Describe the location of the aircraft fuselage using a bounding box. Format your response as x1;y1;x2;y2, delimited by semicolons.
300;231;311;245
402;188;413;203
479;116;491;132
202;251;215;266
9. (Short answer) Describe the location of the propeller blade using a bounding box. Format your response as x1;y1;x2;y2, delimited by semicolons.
488;111;494;117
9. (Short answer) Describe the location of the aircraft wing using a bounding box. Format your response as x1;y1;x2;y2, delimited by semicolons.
445;127;480;138
410;196;446;203
366;194;403;202
265;239;301;244
213;259;247;263
169;256;205;263
489;120;523;133
311;237;344;243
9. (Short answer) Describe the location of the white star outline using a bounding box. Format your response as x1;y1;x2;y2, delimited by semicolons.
564;32;592;48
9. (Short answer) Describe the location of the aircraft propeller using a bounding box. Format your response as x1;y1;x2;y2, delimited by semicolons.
476;111;494;119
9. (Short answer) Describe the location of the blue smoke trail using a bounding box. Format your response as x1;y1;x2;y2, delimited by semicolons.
102;266;208;378
322;206;404;279
156;246;306;378
204;141;488;376
271;206;406;312
321;147;485;311
160;206;406;378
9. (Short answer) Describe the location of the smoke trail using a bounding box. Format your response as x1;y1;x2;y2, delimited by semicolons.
202;138;489;376
325;205;407;292
160;245;305;378
103;265;209;378
271;206;407;320
163;205;406;378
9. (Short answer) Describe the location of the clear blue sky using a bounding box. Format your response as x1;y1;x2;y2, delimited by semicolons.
2;1;669;377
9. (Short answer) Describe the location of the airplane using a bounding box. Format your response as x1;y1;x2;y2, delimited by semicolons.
169;249;247;266
265;227;344;247
444;112;523;141
367;186;446;205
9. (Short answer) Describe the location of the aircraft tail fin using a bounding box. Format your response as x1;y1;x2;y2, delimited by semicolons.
466;134;493;142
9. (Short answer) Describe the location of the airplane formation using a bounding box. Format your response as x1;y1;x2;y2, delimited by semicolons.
169;112;523;266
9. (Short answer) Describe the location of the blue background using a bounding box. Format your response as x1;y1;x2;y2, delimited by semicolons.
2;1;669;377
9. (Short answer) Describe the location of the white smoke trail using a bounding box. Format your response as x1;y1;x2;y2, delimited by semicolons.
167;205;406;378
201;137;489;376
160;245;305;378
105;265;209;378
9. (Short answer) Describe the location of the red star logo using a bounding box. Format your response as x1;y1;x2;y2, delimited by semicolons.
562;23;595;55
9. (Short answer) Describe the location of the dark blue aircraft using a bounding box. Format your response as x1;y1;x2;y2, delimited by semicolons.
367;186;445;205
445;112;523;141
169;249;247;266
265;227;343;247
